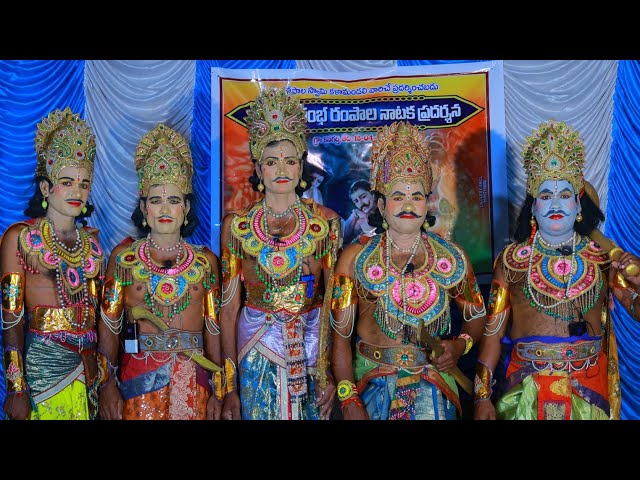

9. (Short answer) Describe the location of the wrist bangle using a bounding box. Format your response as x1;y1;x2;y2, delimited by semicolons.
340;396;364;410
337;379;358;401
454;333;473;356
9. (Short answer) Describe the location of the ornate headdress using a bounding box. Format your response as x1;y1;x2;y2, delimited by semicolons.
245;86;307;162
523;120;585;196
34;107;96;183
369;121;432;195
135;124;193;197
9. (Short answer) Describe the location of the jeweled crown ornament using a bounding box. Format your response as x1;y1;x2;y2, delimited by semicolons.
245;86;308;162
35;107;96;183
370;121;433;195
135;124;193;197
523;120;585;196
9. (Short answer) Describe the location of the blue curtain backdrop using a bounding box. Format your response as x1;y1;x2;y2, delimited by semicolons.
606;60;640;420
1;59;639;419
0;60;85;405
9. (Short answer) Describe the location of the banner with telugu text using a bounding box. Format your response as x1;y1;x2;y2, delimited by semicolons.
211;63;506;276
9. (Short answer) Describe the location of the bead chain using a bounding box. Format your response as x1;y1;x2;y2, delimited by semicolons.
147;233;182;252
48;219;89;328
526;230;576;309
382;231;422;338
263;198;300;219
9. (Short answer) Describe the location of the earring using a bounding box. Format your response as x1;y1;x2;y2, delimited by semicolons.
81;206;88;214
41;197;48;209
528;216;537;244
142;218;147;227
576;213;583;222
382;219;388;230
257;181;264;192
299;179;307;189
422;220;429;230
184;218;189;226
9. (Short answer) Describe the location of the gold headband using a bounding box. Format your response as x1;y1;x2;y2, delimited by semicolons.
369;121;432;195
523;120;585;196
245;86;307;162
34;107;96;184
135;124;193;197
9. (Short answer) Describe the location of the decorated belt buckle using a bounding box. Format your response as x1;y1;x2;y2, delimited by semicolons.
167;336;179;350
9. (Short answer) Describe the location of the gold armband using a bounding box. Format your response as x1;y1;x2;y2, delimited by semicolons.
484;280;511;336
4;348;27;393
2;272;25;314
487;280;509;314
474;360;494;403
331;274;357;314
221;247;242;284
101;277;124;318
460;270;485;305
224;357;237;396
204;287;220;327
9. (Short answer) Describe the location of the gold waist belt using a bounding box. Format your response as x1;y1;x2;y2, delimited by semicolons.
245;280;322;313
357;340;429;369
30;306;96;332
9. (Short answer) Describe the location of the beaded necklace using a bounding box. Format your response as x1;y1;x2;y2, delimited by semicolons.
228;199;331;305
114;238;214;324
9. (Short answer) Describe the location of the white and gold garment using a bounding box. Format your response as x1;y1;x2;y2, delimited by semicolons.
226;199;340;420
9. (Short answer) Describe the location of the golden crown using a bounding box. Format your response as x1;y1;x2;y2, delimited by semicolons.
245;86;308;162
370;121;433;195
135;124;193;197
34;107;96;183
523;120;585;196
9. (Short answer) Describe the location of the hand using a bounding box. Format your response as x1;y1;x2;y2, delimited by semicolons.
207;395;223;420
315;375;336;420
98;382;123;420
474;399;496;420
342;401;369;420
611;251;640;287
221;391;241;420
432;338;464;373
4;393;32;420
354;209;367;221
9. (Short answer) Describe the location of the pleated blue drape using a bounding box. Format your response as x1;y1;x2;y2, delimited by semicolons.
606;60;640;419
0;59;85;406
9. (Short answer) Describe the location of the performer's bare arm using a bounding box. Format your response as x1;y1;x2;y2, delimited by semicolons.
97;242;128;420
219;214;242;420
474;255;511;420
202;248;223;420
1;225;31;420
331;242;368;420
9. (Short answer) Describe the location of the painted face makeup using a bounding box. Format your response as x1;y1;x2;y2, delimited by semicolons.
145;183;188;235
534;179;580;243
45;166;91;218
380;180;428;235
258;140;301;195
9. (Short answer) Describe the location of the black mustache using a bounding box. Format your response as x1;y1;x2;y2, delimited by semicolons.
395;211;419;218
274;176;293;181
543;209;569;217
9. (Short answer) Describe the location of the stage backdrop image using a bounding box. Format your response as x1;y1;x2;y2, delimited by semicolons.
211;62;507;276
